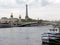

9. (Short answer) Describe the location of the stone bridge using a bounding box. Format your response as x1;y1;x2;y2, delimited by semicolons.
17;22;39;27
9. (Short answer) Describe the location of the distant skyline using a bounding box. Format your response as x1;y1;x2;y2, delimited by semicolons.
0;0;60;21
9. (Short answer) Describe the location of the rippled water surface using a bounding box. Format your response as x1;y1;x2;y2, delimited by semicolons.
0;25;53;45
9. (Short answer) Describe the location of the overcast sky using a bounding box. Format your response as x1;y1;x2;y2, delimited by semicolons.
0;0;60;21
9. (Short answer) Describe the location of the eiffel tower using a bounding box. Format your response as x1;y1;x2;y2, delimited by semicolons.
25;4;29;21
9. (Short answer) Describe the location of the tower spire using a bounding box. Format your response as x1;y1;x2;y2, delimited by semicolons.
25;4;29;21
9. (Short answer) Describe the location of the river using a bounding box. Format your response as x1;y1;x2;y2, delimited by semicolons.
0;25;53;45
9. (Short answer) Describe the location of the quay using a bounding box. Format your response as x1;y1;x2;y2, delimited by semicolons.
0;22;41;28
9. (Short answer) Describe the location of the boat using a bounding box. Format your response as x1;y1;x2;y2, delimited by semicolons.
41;26;60;45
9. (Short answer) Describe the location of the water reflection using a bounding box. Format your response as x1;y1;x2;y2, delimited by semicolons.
42;43;60;45
42;40;60;45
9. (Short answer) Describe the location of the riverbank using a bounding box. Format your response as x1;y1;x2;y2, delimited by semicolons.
0;22;50;28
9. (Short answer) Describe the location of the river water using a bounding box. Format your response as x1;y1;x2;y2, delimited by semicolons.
0;25;53;45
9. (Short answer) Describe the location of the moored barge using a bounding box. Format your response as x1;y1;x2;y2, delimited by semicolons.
42;27;60;45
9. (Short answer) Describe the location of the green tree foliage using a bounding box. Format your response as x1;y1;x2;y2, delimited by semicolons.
37;19;43;24
21;18;37;22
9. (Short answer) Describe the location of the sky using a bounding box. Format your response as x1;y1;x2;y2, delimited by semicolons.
0;0;60;21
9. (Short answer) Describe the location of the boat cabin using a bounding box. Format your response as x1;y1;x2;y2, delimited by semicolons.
49;28;59;33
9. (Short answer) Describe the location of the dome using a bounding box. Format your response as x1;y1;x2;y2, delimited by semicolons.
11;13;13;17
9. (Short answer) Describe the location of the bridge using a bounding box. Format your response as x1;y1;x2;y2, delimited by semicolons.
17;22;39;27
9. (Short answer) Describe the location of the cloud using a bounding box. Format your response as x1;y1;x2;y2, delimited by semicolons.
48;0;60;3
46;0;60;7
0;0;48;9
0;0;60;9
0;0;60;20
0;0;36;9
0;0;60;10
0;0;18;8
41;0;49;6
16;0;25;4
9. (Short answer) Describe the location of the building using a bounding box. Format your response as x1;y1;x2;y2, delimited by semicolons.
0;17;9;23
0;13;18;24
9;13;19;26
